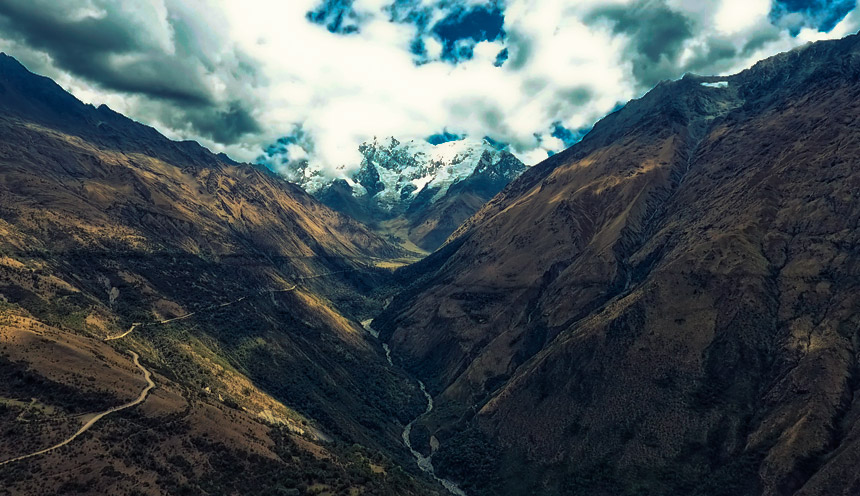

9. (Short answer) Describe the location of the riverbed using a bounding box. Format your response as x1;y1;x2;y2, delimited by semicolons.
361;319;467;496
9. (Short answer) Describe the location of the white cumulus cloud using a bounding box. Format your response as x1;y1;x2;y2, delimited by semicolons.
0;0;857;177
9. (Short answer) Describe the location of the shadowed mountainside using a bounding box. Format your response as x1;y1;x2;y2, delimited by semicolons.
0;53;438;495
376;33;860;496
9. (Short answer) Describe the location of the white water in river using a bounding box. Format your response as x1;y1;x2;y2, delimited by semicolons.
382;343;393;366
361;319;467;496
401;381;467;496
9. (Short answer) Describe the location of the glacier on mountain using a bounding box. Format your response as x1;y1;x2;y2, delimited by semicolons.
290;136;524;213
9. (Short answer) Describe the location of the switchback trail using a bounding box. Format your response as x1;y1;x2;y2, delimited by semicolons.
0;351;154;466
2;269;353;466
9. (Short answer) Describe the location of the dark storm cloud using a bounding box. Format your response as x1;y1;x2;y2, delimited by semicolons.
0;0;263;145
503;30;532;71
585;0;695;87
742;28;784;54
682;36;739;74
555;86;593;106
177;102;262;145
544;87;589;126
0;1;209;103
583;0;803;89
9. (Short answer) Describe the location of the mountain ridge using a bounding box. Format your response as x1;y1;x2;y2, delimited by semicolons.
376;31;860;496
282;135;526;252
4;28;860;496
0;53;440;495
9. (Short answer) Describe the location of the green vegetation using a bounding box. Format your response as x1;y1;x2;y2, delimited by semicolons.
433;426;502;494
0;246;429;494
2;248;425;451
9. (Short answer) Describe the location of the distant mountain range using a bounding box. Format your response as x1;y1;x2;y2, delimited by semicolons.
288;137;526;252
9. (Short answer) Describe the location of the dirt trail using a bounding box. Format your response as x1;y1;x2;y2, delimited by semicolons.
3;271;346;465
104;322;141;341
0;351;154;466
103;284;299;341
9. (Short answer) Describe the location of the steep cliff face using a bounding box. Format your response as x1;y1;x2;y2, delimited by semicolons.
376;34;860;495
287;136;526;251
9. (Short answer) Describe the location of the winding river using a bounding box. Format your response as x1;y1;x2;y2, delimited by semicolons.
361;320;467;496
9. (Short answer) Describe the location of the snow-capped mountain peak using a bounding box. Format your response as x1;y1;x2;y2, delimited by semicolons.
318;136;524;213
286;136;526;251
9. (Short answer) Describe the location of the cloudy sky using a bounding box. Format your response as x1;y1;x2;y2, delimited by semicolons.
0;0;858;177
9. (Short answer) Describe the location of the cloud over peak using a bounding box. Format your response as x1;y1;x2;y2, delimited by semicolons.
0;0;857;178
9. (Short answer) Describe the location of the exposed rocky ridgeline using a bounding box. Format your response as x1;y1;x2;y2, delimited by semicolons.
375;33;860;496
0;53;440;495
289;137;526;252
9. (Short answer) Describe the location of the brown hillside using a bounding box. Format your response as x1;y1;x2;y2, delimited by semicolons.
0;54;435;495
376;33;860;496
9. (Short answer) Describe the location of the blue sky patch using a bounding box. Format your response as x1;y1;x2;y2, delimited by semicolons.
387;0;433;30
385;1;507;64
770;0;856;34
432;3;506;63
307;0;362;34
551;122;590;148
410;37;429;61
386;0;436;62
255;125;313;171
427;130;466;144
483;135;509;151
494;47;509;67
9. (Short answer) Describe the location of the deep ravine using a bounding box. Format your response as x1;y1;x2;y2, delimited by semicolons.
361;319;467;496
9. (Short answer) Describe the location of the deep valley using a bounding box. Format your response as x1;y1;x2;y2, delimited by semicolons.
1;24;860;496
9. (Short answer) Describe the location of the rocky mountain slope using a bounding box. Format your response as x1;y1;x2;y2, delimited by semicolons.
375;33;860;496
0;53;439;495
288;137;526;252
